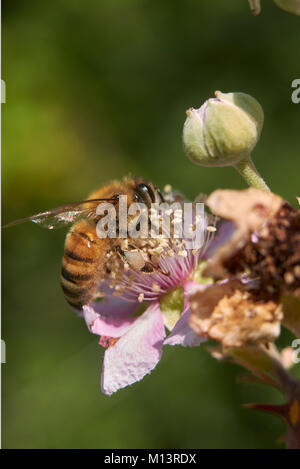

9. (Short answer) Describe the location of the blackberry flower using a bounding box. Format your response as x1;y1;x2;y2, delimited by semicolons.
82;192;223;395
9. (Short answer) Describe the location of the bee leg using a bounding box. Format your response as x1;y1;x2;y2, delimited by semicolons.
157;267;170;277
142;261;170;277
141;262;155;273
114;245;127;263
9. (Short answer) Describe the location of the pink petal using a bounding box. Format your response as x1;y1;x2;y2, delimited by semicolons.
164;306;205;347
204;221;235;259
183;279;208;296
90;293;138;317
164;281;208;347
83;298;139;338
101;302;165;395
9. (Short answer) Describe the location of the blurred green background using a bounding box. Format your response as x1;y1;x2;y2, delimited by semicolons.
2;0;300;449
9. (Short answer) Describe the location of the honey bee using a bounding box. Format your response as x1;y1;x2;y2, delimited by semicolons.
3;178;166;310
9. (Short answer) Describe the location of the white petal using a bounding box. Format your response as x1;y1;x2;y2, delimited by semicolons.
101;302;165;395
164;307;205;347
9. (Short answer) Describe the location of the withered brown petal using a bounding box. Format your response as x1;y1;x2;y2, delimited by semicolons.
189;279;282;348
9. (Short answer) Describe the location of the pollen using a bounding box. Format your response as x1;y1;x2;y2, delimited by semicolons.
138;293;144;303
108;337;119;348
294;265;300;278
206;225;217;233
152;283;160;292
174;209;183;217
172;218;182;225
284;272;295;285
164;209;173;216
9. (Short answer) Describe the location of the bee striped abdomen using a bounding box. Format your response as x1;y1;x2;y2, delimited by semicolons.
61;220;107;310
64;248;94;263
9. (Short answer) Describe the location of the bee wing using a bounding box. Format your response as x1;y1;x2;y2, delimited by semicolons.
2;197;118;230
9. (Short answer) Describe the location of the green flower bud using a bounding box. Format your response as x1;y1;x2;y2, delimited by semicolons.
273;0;300;15
183;91;264;167
248;0;300;16
183;91;270;192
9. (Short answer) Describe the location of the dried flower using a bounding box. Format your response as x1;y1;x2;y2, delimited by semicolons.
189;279;283;348
204;188;300;298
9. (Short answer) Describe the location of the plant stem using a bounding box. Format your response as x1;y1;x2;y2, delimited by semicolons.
248;0;261;15
234;156;270;192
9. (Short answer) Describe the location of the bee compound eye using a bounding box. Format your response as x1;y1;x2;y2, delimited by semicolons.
135;183;155;207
